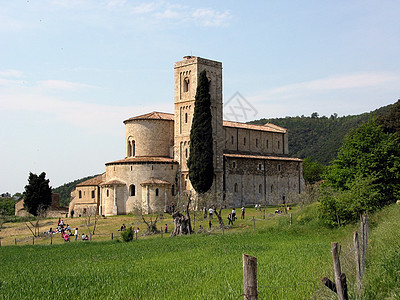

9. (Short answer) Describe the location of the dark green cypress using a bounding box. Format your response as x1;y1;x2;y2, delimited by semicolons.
188;70;214;194
23;172;52;216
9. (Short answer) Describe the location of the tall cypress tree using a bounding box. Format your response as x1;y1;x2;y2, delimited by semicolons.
24;172;52;216
188;70;214;194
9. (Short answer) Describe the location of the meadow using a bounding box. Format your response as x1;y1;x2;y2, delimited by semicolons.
0;205;398;299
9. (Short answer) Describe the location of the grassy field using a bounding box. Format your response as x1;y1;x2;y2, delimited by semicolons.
0;204;398;299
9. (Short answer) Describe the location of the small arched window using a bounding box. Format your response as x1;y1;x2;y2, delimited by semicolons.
155;188;159;197
231;136;234;144
234;183;238;193
232;161;236;169
256;138;258;147
130;184;135;196
185;113;188;123
185;148;188;158
91;190;95;198
171;185;175;196
259;184;262;194
270;185;273;193
183;77;190;92
107;189;109;197
244;137;246;145
266;139;269;149
79;190;82;198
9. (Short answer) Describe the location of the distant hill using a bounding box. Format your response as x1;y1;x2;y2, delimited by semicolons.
53;174;100;207
249;104;393;165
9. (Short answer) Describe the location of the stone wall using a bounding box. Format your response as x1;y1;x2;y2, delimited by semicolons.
102;161;177;216
224;156;304;207
125;119;174;158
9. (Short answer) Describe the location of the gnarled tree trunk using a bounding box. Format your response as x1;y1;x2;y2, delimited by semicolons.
171;195;193;237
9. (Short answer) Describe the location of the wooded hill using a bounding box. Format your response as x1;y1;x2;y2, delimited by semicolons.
249;104;393;164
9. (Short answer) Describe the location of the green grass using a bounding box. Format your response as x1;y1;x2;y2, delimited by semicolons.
362;204;400;299
0;214;353;299
1;204;398;299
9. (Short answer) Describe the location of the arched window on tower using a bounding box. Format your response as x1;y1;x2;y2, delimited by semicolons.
234;183;238;193
185;112;188;123
132;140;135;157
155;188;159;197
183;77;190;92
129;184;135;196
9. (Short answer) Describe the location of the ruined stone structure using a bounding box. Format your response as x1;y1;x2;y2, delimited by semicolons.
70;56;304;216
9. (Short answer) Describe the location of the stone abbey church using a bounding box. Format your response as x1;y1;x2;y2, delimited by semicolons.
69;56;304;216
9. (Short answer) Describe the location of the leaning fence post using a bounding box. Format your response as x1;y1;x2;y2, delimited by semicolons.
354;231;362;292
243;254;258;300
332;242;345;300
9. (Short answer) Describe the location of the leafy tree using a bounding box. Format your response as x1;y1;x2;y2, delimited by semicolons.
0;197;16;215
23;172;52;216
377;99;400;136
319;120;400;225
188;70;214;194
302;158;326;184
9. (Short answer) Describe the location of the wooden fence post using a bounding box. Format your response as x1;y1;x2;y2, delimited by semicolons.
51;234;53;245
15;238;17;245
332;242;345;300
354;231;362;292
32;237;34;245
161;227;163;238
111;233;113;240
290;213;292;225
243;254;258;300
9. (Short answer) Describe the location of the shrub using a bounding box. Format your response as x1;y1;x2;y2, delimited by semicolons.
120;227;134;242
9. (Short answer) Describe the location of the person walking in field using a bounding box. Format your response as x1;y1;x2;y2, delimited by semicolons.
241;206;245;219
209;208;213;219
74;227;79;241
231;208;236;220
164;224;168;233
227;213;233;226
208;219;212;230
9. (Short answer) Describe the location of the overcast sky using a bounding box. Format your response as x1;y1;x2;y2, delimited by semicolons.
1;0;399;194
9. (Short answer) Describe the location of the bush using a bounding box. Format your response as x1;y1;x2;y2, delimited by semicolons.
120;227;134;242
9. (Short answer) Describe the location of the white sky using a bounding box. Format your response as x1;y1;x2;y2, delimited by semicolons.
1;0;399;194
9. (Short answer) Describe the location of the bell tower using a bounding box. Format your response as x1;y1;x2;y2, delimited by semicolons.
173;56;224;195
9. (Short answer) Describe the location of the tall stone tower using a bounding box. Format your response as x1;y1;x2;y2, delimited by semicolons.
174;56;224;196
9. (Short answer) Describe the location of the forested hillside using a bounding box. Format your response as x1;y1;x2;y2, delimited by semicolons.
52;174;100;207
249;105;392;164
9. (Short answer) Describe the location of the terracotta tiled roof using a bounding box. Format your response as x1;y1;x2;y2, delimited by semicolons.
140;178;171;185
76;174;104;187
100;179;126;186
223;120;287;133
106;156;176;165
224;153;302;162
123;111;286;133
124;111;174;123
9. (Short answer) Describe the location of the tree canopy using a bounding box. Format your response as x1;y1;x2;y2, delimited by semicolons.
188;70;214;194
319;120;400;226
24;172;52;216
